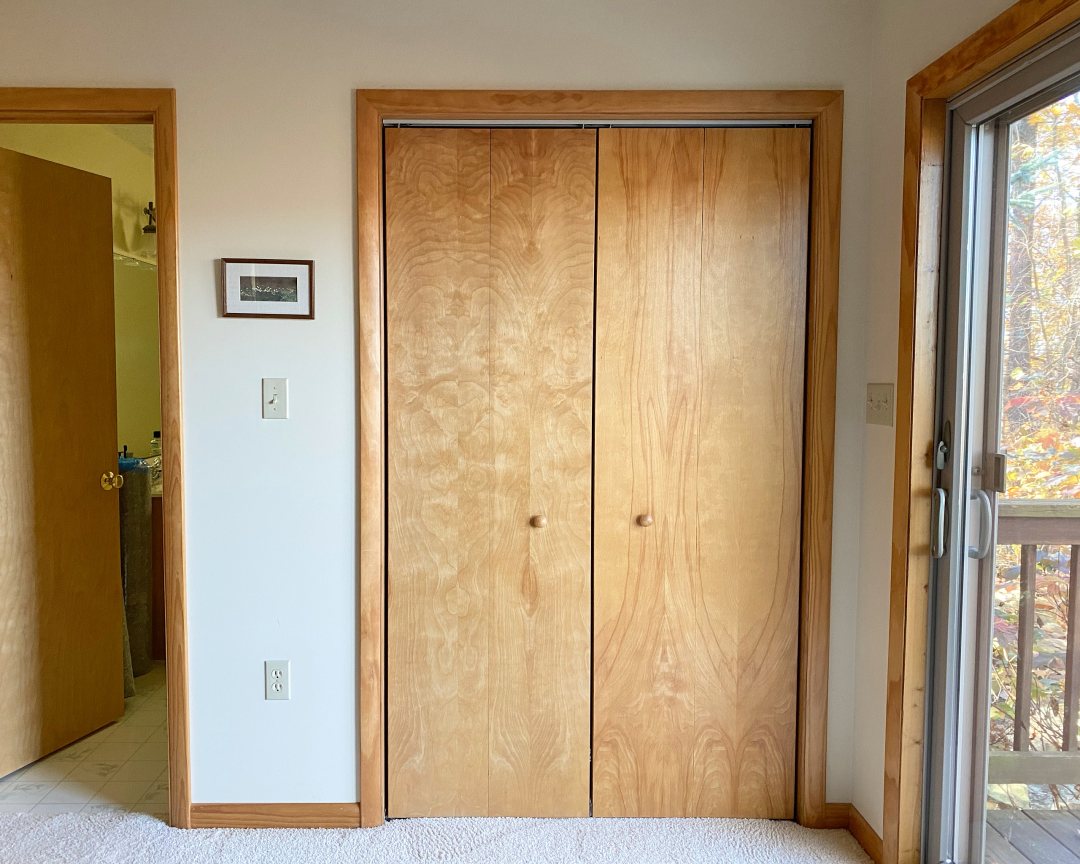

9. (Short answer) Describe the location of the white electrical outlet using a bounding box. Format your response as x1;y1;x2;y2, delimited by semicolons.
265;660;290;700
262;378;288;420
866;383;895;427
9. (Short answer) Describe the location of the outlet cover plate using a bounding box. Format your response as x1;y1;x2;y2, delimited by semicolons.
866;383;895;427
265;660;290;700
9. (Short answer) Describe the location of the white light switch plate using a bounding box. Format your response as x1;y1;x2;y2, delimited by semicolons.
265;660;290;700
866;383;895;427
262;378;288;419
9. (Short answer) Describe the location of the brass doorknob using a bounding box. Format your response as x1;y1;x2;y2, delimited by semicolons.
100;471;124;491
636;514;654;527
529;515;548;529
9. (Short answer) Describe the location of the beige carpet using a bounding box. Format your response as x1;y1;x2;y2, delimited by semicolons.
0;811;870;863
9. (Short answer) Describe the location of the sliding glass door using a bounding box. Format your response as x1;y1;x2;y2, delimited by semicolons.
927;26;1080;864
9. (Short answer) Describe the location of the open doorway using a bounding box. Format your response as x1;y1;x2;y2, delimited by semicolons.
0;123;167;816
0;90;187;826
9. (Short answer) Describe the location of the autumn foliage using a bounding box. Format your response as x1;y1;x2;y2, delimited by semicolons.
989;92;1080;809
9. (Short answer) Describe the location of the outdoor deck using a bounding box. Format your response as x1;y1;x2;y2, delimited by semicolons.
984;502;1080;864
987;809;1080;864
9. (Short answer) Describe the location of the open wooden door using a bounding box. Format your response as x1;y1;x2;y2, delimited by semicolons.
0;147;124;777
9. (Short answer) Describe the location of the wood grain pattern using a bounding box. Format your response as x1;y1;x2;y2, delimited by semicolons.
593;128;705;817
385;127;595;816
356;89;843;827
884;92;946;864
0;147;123;777
797;92;844;828
702;127;808;818
152;495;165;661
189;803;361;828
821;801;855;828
365;89;845;122
592;127;808;817
386;126;492;817
150;92;192;830
0;87;189;828
486;129;594;816
912;0;1080;98
356;92;386;828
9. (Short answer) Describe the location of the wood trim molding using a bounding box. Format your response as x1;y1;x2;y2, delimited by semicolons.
885;3;1080;863
884;88;946;864
817;802;883;862
0;87;190;829
849;803;885;864
355;88;844;828
799;89;844;830
190;803;362;828
820;801;854;829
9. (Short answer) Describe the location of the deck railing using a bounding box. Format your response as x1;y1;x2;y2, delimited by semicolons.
989;499;1080;786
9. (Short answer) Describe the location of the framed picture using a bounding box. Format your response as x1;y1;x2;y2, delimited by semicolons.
221;258;314;319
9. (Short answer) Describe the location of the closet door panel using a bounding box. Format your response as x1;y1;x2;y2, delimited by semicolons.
593;127;708;817
487;129;595;817
386;127;492;817
698;127;809;818
386;127;595;817
592;126;809;818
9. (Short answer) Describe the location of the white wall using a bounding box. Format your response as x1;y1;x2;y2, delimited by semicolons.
0;0;878;806
849;0;1019;836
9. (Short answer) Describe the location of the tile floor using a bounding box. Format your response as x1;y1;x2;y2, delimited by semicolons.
0;664;168;818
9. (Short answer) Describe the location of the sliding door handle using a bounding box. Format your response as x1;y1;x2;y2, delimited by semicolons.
932;488;947;559
967;489;993;560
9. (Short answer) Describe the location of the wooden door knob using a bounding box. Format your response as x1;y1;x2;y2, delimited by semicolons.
636;514;654;527
529;515;548;528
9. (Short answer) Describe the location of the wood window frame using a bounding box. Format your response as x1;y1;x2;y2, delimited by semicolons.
355;88;844;829
884;3;1080;862
0;87;190;828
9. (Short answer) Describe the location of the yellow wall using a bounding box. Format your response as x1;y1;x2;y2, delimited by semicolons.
113;261;162;455
0;125;161;454
0;124;155;263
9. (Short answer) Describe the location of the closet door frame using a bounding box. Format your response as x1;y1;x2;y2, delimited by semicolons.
355;88;844;829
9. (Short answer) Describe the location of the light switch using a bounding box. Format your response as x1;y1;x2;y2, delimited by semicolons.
866;383;895;427
262;378;288;420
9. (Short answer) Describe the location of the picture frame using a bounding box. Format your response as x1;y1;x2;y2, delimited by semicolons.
220;258;314;319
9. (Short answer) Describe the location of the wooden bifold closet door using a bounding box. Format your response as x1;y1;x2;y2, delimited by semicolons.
385;126;596;817
592;127;810;818
385;124;810;820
